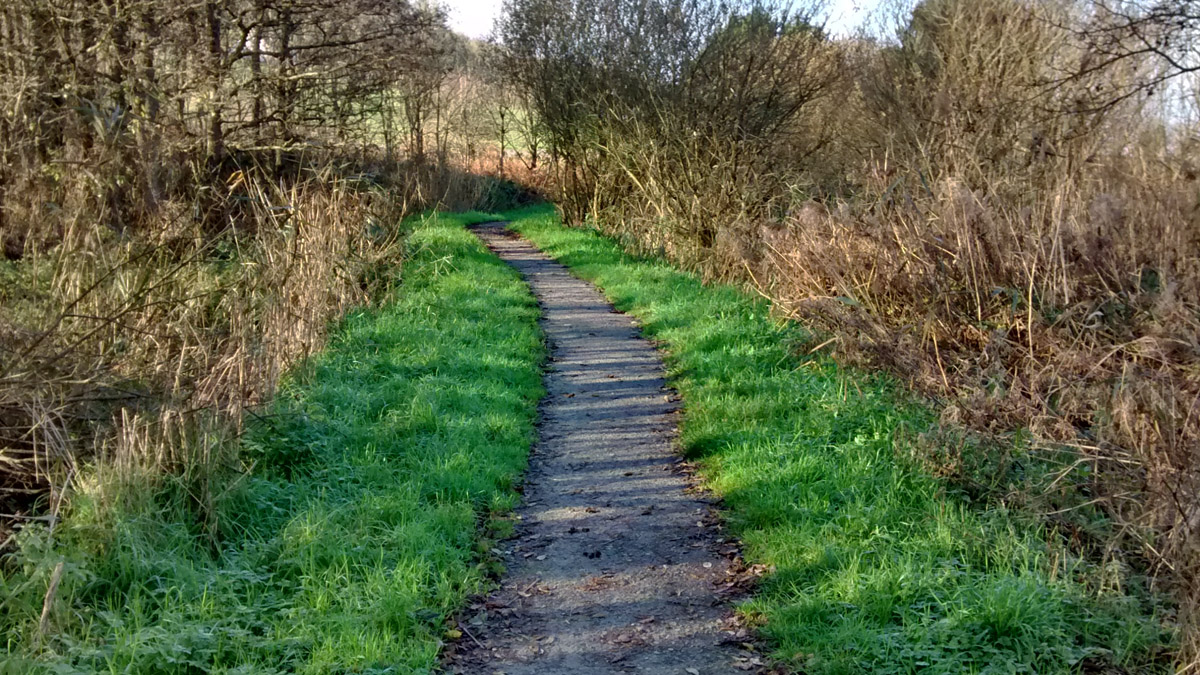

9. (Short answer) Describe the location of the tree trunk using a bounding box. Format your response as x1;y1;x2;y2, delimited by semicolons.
138;10;163;211
205;1;224;168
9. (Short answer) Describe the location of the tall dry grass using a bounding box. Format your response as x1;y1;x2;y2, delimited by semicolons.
502;0;1200;664
0;167;408;543
742;9;1200;662
741;148;1200;658
0;4;537;543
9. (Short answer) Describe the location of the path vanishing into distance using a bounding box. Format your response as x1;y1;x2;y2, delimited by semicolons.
445;223;760;674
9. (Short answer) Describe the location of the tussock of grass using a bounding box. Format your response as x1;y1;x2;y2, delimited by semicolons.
0;211;544;673
504;203;1172;674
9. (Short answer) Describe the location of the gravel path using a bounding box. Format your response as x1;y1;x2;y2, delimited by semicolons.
444;223;757;675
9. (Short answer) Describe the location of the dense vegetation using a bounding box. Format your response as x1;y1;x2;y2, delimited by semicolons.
498;0;1200;665
2;0;1197;671
0;2;534;669
0;212;544;671
0;0;522;561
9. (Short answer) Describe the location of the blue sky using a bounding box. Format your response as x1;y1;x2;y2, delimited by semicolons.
443;0;879;40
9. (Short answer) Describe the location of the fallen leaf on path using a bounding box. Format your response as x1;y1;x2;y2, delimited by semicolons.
734;655;766;670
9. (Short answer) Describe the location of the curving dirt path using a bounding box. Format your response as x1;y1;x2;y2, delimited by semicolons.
443;223;759;675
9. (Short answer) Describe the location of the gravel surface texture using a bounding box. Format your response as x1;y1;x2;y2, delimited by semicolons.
445;222;755;675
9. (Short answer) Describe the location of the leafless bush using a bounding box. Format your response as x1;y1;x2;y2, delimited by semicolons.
0;0;518;544
0;173;402;540
778;2;1199;663
501;0;1200;663
499;0;841;232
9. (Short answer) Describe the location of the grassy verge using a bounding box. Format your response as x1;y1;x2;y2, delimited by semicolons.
0;212;544;673
503;203;1172;674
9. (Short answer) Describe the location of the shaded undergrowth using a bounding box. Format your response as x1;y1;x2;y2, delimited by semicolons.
504;203;1174;674
0;212;544;673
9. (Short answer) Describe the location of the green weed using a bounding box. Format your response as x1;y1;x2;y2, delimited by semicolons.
0;211;544;673
503;203;1172;674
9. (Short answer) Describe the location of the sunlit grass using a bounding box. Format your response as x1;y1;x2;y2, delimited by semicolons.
504;203;1172;674
0;211;544;673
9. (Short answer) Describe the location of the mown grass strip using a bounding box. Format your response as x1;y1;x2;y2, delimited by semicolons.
502;203;1171;674
1;212;544;673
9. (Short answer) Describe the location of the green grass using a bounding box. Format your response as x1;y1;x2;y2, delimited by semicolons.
0;211;544;673
502;203;1173;674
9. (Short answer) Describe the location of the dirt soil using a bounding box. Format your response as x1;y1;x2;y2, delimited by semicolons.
444;223;762;675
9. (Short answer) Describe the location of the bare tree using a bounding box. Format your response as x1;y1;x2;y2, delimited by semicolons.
499;0;841;230
1068;1;1200;109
